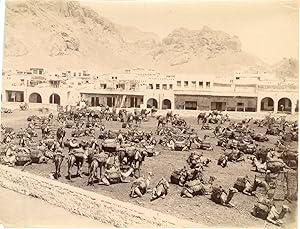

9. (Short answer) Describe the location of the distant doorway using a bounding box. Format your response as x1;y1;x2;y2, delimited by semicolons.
211;102;226;111
162;99;172;110
147;98;158;109
49;93;60;105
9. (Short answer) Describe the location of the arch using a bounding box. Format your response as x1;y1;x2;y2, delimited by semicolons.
295;100;299;112
278;97;292;113
29;93;42;103
162;99;171;110
260;97;274;111
147;98;158;109
49;93;60;105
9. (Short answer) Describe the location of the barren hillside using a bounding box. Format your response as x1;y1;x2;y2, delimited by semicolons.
2;0;286;76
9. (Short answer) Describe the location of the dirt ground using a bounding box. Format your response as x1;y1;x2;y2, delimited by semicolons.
0;109;298;228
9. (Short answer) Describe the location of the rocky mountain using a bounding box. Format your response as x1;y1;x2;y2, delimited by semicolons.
272;58;298;80
2;0;285;76
115;24;160;44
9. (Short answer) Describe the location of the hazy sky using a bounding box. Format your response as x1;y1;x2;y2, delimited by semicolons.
81;0;298;64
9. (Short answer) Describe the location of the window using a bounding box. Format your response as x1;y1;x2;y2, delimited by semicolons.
169;84;173;90
237;102;244;112
107;97;115;107
38;70;43;75
156;84;160;89
162;84;167;90
149;84;153;89
206;82;210;88
100;84;107;89
191;81;196;88
130;83;136;90
6;91;24;102
199;82;203;87
185;101;197;110
177;81;181;87
184;81;188;87
73;73;76;77
91;97;95;106
79;73;81;76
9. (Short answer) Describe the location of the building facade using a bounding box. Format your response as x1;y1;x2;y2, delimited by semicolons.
1;68;298;114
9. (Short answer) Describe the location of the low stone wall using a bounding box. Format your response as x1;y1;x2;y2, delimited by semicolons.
0;165;201;227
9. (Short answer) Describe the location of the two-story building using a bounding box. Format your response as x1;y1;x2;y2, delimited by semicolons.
1;68;298;114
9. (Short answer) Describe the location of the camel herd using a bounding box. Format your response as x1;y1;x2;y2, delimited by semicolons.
0;107;298;226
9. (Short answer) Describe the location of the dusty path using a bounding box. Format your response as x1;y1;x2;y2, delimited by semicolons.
0;186;110;227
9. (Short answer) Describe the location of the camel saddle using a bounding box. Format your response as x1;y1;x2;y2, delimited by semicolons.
170;168;186;184
93;152;109;164
15;148;31;163
211;186;224;201
200;142;211;147
105;167;121;181
16;155;31;163
132;178;147;190
70;149;86;159
233;177;247;191
174;140;186;150
184;180;206;195
29;149;43;159
125;146;136;157
102;139;117;152
253;203;271;220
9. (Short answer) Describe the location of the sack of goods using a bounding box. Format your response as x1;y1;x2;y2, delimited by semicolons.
102;139;118;152
174;141;186;151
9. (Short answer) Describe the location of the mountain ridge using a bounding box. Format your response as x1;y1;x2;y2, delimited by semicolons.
3;0;297;79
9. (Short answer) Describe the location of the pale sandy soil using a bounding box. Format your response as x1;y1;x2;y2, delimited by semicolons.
0;186;110;228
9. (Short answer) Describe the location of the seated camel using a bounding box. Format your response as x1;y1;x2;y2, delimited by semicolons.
170;167;188;186
99;165;134;186
181;176;216;198
251;197;290;226
225;148;245;162
167;139;190;151
151;177;170;201
170;166;203;186
233;175;269;196
217;155;228;168
194;135;213;151
187;152;211;168
130;172;153;198
210;186;238;207
252;158;288;173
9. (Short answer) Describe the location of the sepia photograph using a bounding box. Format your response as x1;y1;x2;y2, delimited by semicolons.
0;0;298;227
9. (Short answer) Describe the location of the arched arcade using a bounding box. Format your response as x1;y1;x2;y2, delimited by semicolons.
29;93;42;103
147;98;158;109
